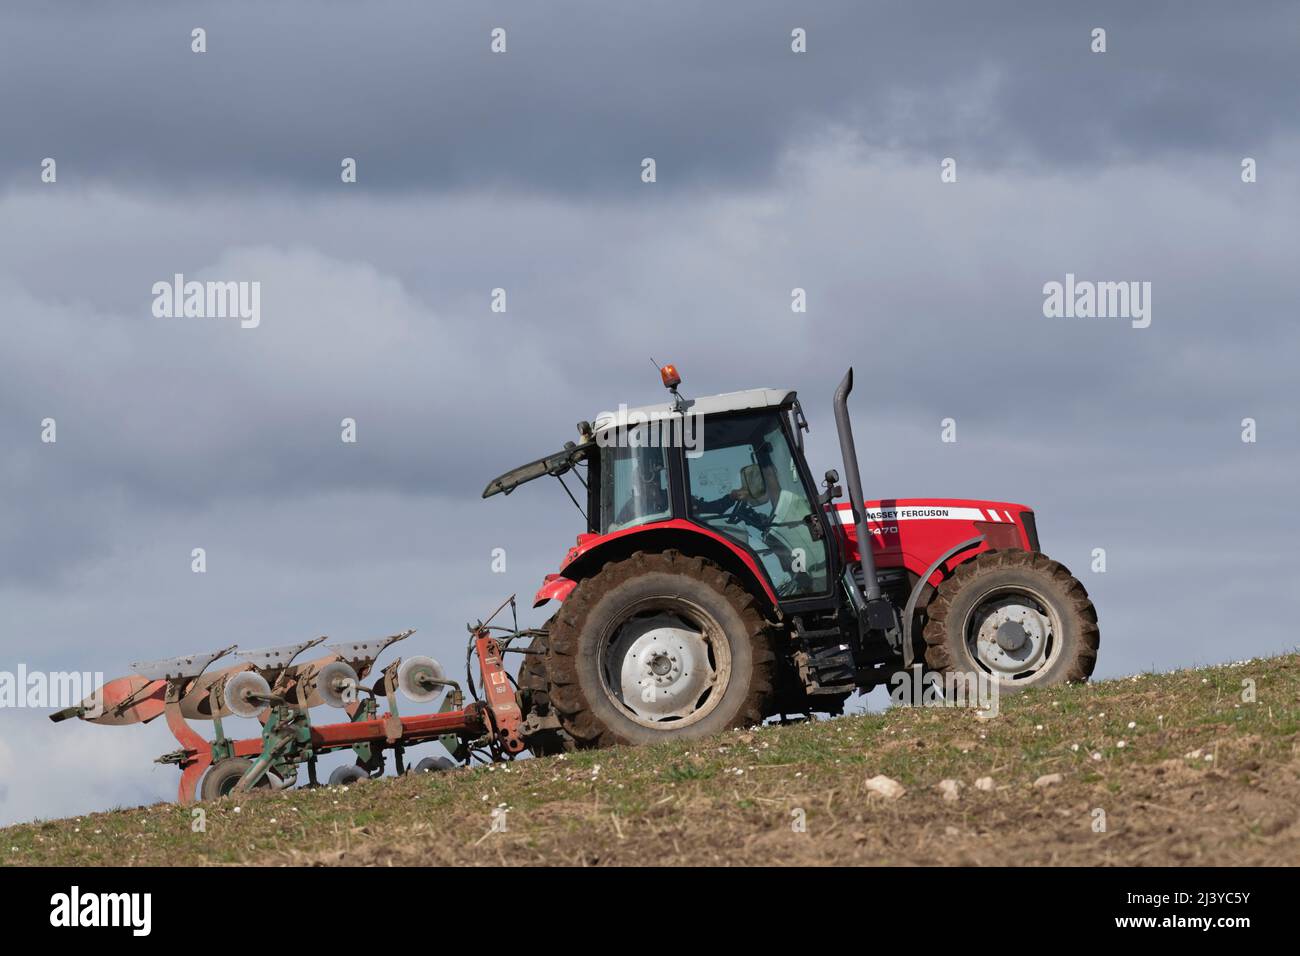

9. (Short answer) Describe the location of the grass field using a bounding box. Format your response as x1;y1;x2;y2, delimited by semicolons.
4;653;1298;866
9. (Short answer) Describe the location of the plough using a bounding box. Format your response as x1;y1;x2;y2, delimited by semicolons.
51;597;535;803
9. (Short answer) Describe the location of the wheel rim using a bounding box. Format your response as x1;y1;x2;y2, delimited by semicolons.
963;585;1061;683
599;601;732;729
210;760;266;797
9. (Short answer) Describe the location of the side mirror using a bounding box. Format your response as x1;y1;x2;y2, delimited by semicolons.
740;464;767;500
821;469;842;506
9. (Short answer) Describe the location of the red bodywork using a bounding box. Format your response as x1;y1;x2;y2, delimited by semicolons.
837;497;1035;588
533;498;1035;608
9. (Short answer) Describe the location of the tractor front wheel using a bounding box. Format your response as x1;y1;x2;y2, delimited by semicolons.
923;549;1099;691
545;550;774;748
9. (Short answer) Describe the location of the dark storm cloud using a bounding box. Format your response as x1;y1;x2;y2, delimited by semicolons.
2;1;1297;195
1;148;1296;597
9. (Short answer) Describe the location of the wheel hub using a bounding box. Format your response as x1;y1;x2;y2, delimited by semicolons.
995;619;1029;652
607;615;716;722
970;594;1052;677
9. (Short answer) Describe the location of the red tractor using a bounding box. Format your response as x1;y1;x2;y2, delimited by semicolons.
487;366;1099;754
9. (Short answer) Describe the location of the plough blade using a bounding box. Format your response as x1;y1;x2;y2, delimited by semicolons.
178;664;255;720
130;645;238;682
48;674;167;726
288;630;416;708
325;629;414;673
173;640;330;718
236;636;326;672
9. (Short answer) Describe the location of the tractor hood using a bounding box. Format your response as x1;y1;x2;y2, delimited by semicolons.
832;497;1038;559
482;442;593;498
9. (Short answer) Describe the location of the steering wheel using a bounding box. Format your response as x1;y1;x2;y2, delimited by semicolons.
725;496;777;534
722;496;749;525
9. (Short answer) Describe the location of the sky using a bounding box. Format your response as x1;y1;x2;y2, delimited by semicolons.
0;1;1297;827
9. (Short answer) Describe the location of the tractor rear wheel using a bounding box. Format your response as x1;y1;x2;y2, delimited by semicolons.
545;550;774;748
516;627;571;757
923;550;1098;691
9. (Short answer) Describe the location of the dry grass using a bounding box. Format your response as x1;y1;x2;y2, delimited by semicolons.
4;653;1298;866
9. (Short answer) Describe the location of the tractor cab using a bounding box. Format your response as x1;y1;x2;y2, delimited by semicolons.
485;383;840;610
592;389;835;600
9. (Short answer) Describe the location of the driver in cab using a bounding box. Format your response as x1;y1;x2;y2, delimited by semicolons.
694;457;819;594
694;463;779;519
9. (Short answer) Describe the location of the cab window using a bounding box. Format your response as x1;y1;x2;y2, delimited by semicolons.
685;413;829;598
599;444;671;534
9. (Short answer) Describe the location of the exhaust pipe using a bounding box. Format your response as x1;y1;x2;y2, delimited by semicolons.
833;368;882;602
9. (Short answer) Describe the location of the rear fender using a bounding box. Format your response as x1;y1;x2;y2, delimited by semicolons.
533;573;577;608
532;520;780;611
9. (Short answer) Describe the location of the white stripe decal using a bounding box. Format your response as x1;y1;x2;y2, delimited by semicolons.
838;507;993;524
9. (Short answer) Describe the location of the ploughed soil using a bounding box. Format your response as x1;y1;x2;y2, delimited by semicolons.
4;654;1298;866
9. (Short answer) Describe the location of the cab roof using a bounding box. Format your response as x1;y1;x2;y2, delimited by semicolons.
592;388;797;435
483;387;798;499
